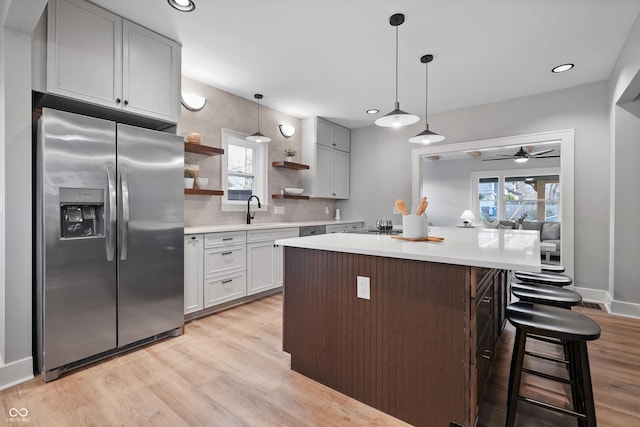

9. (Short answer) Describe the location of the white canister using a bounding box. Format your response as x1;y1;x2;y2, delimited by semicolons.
402;215;424;238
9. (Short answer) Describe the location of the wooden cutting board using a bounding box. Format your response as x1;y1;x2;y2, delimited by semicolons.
391;235;444;243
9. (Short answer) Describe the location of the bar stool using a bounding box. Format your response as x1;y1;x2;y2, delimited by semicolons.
541;263;565;273
514;270;572;287
506;302;600;427
511;282;582;309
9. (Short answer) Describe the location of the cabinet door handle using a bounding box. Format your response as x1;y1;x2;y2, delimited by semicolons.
482;350;492;360
190;236;196;240
221;279;233;284
221;251;232;255
482;296;492;304
222;237;234;241
115;98;121;105
124;100;129;106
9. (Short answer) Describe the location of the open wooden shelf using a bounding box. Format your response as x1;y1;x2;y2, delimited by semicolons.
185;188;224;196
184;142;224;156
272;194;309;200
272;161;309;170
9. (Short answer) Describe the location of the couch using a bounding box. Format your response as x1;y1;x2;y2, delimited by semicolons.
484;220;561;259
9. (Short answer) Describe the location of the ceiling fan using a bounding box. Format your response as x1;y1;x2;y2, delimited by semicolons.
482;146;559;163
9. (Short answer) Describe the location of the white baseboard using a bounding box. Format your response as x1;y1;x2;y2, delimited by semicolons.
573;287;611;307
610;300;640;319
0;357;34;391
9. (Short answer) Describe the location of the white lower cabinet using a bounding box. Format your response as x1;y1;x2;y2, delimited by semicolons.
184;227;299;315
184;234;204;314
247;228;299;296
205;271;246;307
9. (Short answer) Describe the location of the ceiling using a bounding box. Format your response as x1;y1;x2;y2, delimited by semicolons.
91;0;640;129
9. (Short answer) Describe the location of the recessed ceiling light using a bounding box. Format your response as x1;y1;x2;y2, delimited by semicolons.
168;0;195;12
552;63;574;73
366;109;379;115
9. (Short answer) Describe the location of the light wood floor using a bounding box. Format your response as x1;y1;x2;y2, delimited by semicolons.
2;295;639;426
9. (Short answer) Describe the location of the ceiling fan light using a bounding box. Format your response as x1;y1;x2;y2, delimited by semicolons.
514;157;528;163
409;127;445;144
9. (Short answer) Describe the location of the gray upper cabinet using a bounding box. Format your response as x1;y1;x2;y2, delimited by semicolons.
46;0;181;123
301;117;350;199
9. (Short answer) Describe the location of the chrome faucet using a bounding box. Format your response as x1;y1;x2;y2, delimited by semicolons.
246;195;261;224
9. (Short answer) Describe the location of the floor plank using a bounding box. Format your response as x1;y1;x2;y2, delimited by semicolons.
1;295;639;426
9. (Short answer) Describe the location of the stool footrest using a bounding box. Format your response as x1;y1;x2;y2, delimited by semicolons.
518;396;587;420
528;334;563;345
525;350;569;365
522;367;570;384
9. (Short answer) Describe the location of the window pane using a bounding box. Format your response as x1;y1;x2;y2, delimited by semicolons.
227;175;254;200
228;144;254;174
478;177;498;221
504;175;559;222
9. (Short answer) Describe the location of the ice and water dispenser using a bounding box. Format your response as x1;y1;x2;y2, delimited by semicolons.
59;188;105;238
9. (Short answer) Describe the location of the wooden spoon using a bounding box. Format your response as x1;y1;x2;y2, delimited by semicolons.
415;197;428;215
395;199;408;215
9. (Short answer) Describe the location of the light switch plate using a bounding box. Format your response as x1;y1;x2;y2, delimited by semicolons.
357;276;370;300
274;205;285;215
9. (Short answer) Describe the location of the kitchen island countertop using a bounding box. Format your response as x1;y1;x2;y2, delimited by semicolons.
276;226;541;271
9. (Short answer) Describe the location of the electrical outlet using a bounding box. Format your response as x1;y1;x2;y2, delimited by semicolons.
357;276;370;300
324;206;329;215
274;205;285;215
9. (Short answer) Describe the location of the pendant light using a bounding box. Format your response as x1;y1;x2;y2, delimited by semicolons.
409;54;445;144
375;13;419;128
246;94;271;143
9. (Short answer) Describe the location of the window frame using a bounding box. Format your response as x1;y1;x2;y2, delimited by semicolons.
221;129;268;212
471;167;560;223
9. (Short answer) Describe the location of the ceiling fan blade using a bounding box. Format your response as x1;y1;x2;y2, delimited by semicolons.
482;158;512;161
534;155;560;158
530;148;554;157
493;154;515;157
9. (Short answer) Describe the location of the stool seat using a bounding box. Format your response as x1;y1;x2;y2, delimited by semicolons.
512;282;582;308
541;263;565;273
507;302;600;342
514;270;573;287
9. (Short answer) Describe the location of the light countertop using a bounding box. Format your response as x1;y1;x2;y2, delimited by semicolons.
276;226;541;271
184;219;363;235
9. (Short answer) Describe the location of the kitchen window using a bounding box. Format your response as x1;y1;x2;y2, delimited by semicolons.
221;129;268;211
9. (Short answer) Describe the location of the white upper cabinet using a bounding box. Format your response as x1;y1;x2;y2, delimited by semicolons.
47;0;180;123
301;117;351;199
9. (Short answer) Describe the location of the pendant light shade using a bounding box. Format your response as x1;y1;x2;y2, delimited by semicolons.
375;13;419;128
246;94;271;143
409;54;445;144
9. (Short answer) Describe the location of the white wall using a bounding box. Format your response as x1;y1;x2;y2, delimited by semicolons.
421;156;560;227
608;15;640;317
341;81;610;294
1;0;47;390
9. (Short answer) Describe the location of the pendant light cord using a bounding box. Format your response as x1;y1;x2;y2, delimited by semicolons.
424;59;428;126
395;25;399;104
257;98;261;133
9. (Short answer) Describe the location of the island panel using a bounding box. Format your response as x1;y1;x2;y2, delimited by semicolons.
283;247;472;426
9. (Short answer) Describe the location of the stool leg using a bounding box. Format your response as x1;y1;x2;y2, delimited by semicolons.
577;341;597;427
566;341;584;423
506;329;527;427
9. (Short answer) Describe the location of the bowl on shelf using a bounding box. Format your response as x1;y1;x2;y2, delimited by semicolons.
195;177;208;189
284;187;304;195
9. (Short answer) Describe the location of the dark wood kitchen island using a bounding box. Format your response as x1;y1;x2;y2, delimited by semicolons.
277;227;540;427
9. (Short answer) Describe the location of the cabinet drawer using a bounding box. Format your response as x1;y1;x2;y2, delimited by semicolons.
205;231;246;248
205;244;245;276
247;227;299;243
204;272;246;307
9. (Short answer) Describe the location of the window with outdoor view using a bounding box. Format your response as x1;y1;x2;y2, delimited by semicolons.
472;169;560;223
221;130;267;209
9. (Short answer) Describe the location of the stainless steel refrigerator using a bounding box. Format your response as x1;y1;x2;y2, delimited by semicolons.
36;108;184;381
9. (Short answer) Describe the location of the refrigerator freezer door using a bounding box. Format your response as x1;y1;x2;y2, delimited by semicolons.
37;108;117;373
116;124;184;346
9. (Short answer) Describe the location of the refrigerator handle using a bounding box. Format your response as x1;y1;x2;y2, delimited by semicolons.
120;167;130;261
106;166;117;261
